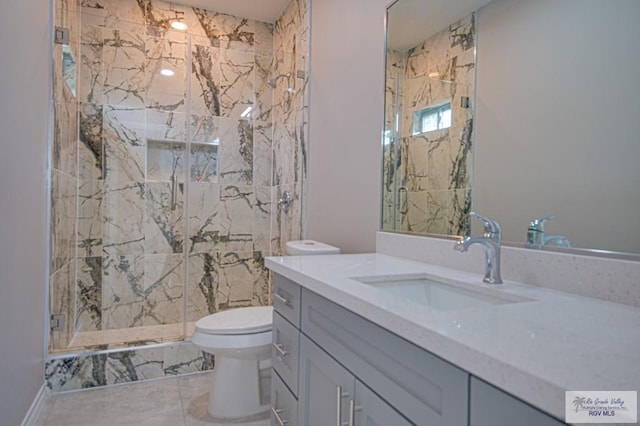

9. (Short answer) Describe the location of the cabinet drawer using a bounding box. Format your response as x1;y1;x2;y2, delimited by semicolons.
272;312;300;396
301;289;469;426
273;274;301;327
271;370;298;426
470;377;565;426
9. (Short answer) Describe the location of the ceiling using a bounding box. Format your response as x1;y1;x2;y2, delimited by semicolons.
172;0;291;23
387;0;494;51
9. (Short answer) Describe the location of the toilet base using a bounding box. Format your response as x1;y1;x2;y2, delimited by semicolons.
208;356;270;420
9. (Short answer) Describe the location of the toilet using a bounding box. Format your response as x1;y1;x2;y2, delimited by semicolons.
191;240;340;420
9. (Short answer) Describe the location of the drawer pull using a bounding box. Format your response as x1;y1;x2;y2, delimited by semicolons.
273;342;288;357
272;407;288;426
336;386;350;426
274;292;289;304
348;399;362;426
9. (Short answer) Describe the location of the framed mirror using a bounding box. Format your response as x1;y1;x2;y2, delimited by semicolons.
382;0;640;257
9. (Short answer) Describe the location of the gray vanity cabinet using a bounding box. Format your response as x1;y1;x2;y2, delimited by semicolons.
272;371;299;426
355;381;413;426
298;334;355;425
299;333;411;426
470;378;565;426
271;273;564;426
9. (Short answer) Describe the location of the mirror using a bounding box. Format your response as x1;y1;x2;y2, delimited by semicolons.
382;0;640;257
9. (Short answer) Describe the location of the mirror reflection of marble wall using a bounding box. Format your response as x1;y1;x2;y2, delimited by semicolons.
383;0;640;256
383;14;476;236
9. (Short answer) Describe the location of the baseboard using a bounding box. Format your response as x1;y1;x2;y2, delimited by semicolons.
20;384;48;426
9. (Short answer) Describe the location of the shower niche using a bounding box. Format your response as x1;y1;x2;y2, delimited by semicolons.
147;139;218;183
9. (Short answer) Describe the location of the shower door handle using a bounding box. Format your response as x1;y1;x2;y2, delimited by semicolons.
398;186;409;214
170;174;178;211
272;407;288;426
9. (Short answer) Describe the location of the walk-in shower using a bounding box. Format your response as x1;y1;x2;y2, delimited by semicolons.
48;0;310;362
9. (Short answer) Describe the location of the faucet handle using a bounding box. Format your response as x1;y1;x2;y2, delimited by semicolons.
526;214;557;247
529;214;557;230
470;212;502;242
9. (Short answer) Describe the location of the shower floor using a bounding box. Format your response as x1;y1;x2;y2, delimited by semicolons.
54;322;197;353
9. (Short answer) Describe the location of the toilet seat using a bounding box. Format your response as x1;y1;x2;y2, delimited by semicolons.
195;306;273;335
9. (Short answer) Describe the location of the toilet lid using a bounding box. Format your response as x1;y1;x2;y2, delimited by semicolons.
195;306;273;335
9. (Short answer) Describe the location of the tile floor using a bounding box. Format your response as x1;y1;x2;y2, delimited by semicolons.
34;372;270;426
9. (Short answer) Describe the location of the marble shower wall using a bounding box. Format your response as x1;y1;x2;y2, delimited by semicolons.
45;340;214;392
50;0;309;353
383;14;476;236
270;0;309;255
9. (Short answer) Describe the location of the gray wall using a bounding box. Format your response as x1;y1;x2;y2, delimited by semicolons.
0;0;50;423
475;0;640;253
307;0;389;253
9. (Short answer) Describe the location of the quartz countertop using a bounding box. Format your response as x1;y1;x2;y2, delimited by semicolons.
265;253;640;421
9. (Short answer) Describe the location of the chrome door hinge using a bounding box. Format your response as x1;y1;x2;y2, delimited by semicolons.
50;314;65;331
55;27;70;45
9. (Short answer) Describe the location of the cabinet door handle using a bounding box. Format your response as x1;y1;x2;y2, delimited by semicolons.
336;386;350;426
273;342;288;357
271;407;288;426
274;292;288;304
348;399;362;426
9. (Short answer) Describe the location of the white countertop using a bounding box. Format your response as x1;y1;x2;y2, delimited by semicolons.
265;253;640;421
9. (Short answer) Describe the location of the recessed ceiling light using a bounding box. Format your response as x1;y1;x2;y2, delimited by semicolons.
240;106;253;118
171;21;187;31
160;68;175;77
428;72;440;78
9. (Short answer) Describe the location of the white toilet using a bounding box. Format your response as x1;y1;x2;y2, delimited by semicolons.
191;240;340;421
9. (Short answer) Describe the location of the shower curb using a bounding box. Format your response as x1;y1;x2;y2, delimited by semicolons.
45;340;214;393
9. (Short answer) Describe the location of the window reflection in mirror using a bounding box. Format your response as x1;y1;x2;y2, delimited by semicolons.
62;44;76;97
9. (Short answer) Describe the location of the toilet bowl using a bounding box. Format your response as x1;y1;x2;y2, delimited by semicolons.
191;240;340;420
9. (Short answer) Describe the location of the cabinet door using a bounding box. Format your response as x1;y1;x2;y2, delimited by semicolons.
470;378;565;426
299;334;355;426
354;380;414;426
273;311;300;396
271;371;298;426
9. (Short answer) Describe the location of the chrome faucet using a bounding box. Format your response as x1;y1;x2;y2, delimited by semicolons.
526;215;571;249
454;212;503;284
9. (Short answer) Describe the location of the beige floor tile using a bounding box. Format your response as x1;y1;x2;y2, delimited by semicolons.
42;378;186;426
34;372;268;426
178;372;269;426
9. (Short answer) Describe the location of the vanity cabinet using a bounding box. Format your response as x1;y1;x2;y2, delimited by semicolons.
271;275;303;426
271;273;566;426
299;333;412;425
469;378;565;426
300;288;469;425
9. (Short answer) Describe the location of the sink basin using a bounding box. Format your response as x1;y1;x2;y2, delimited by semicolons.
351;273;528;311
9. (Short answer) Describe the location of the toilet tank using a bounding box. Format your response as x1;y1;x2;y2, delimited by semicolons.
285;240;340;256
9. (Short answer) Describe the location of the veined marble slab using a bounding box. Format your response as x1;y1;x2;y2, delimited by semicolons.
45;337;213;392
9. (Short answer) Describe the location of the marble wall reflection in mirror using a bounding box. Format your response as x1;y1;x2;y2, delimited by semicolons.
382;0;640;256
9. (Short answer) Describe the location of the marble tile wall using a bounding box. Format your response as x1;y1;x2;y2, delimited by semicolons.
383;14;476;237
271;0;309;254
50;0;309;357
45;341;214;392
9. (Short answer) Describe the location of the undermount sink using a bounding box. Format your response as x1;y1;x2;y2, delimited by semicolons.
351;273;530;311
